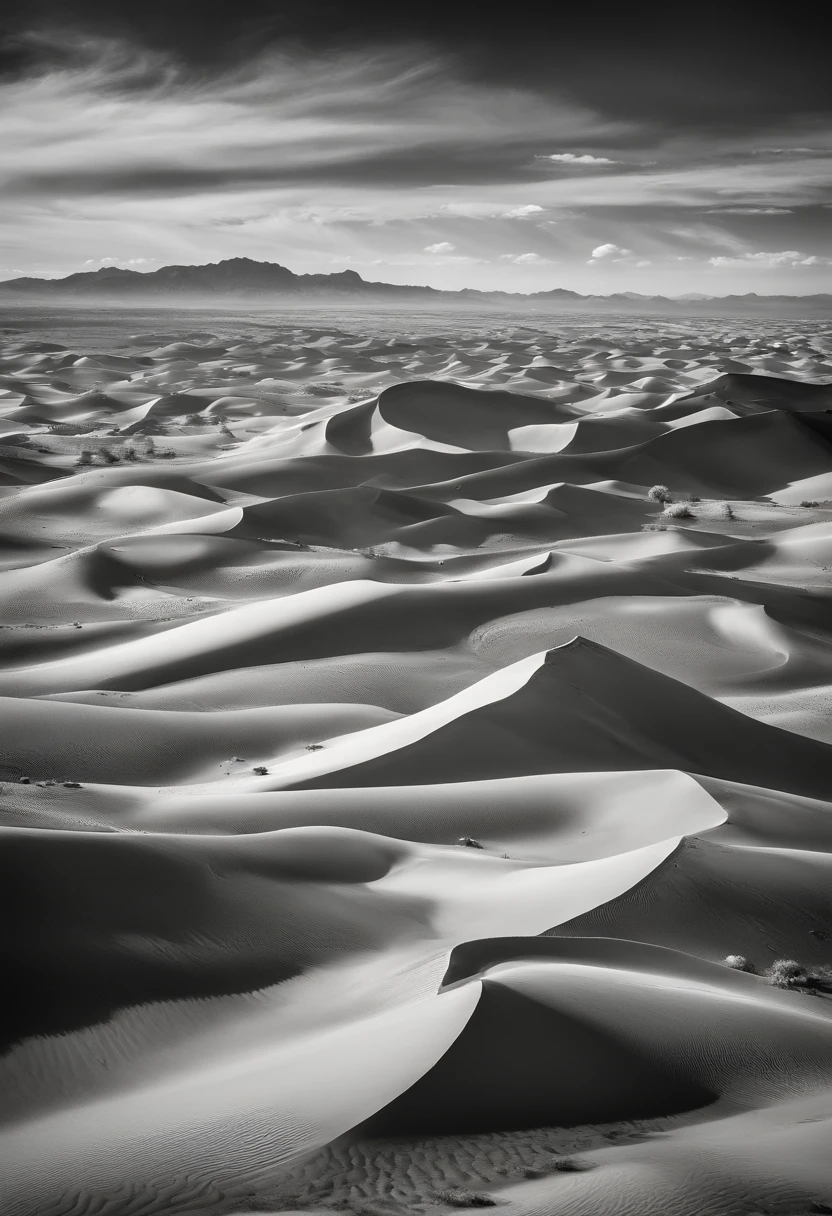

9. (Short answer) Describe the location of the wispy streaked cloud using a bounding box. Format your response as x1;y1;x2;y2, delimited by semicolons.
708;251;832;269
499;252;556;264
706;206;793;215
0;25;830;294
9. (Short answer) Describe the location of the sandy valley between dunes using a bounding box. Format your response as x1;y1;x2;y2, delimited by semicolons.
1;307;831;1216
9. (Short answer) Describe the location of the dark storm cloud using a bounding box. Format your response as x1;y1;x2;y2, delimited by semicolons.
4;0;829;135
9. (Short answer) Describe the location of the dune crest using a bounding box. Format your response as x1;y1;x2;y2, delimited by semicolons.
1;312;831;1216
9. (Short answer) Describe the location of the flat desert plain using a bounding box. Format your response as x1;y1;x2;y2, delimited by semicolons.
1;307;831;1216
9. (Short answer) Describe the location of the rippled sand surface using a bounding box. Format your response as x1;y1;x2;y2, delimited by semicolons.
1;307;831;1216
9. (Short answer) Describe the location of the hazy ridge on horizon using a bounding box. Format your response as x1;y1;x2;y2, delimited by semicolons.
2;257;831;315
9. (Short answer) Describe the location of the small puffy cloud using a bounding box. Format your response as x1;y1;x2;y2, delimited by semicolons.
635;260;651;267
706;207;793;215
424;241;456;253
502;204;544;218
499;252;555;264
546;153;617;165
588;243;633;264
708;250;831;268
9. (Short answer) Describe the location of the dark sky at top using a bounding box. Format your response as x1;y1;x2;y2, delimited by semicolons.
4;1;828;130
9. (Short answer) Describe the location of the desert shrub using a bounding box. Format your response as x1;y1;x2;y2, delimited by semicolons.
98;446;120;464
642;522;668;532
144;435;156;451
550;1157;591;1173
62;781;82;789
49;422;95;435
715;502;735;519
253;765;269;775
767;959;808;988
723;954;757;973
689;495;701;503
435;1190;496;1208
305;743;324;751
155;448;176;458
647;484;672;503
806;964;832;991
457;836;484;849
662;502;694;519
76;449;94;466
800;499;820;508
219;424;234;436
121;446;140;461
304;382;345;397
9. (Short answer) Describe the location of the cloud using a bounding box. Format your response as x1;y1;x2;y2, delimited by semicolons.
546;153;617;165
752;147;826;156
3;5;830;155
706;206;793;215
370;253;486;266
502;204;544;217
498;251;554;264
2;23;829;294
84;256;156;265
588;242;633;263
708;250;831;268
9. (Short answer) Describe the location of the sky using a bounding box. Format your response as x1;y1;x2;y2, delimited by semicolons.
1;1;830;295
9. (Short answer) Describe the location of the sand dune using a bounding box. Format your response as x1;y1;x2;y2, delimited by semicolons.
1;312;831;1216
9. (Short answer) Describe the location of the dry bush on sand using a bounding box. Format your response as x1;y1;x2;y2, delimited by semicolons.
435;1190;496;1208
767;959;809;988
723;955;757;973
662;502;695;519
647;484;672;503
764;960;832;992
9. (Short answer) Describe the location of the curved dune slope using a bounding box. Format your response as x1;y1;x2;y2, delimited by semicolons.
1;315;831;1216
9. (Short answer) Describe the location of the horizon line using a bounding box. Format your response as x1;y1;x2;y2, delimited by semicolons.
2;256;831;302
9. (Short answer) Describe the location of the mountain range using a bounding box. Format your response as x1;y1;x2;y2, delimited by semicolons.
1;257;830;315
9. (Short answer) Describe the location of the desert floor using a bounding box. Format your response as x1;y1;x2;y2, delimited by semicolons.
1;306;831;1216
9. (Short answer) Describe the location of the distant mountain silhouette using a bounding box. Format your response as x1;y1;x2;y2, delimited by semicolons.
1;257;830;315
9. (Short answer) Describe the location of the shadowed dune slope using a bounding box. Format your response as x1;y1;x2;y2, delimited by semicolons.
1;316;831;1216
295;638;832;798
